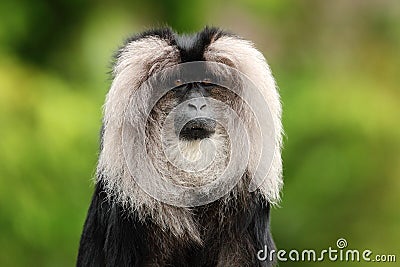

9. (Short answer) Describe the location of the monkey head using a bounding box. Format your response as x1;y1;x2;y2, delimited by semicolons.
97;27;283;212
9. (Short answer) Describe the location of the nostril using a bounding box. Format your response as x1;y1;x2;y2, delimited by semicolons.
187;98;207;111
187;102;207;110
188;103;197;110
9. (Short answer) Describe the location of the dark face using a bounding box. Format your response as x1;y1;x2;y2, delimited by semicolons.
149;80;237;142
172;82;218;141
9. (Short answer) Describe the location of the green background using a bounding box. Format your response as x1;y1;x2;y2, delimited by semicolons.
1;0;399;266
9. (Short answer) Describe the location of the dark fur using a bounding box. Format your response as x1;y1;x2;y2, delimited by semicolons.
77;180;275;266
117;27;230;63
77;27;276;267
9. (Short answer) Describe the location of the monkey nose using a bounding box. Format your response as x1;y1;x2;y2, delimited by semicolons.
187;98;207;111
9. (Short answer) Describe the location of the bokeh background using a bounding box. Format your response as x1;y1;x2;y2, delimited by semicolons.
1;0;399;266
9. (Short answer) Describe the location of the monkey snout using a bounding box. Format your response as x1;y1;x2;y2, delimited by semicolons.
179;118;216;140
185;118;216;131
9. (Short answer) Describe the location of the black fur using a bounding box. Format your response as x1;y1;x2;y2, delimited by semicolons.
77;27;276;266
77;181;275;266
77;182;147;266
115;27;230;63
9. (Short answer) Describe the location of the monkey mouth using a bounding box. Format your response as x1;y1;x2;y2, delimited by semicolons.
179;118;216;140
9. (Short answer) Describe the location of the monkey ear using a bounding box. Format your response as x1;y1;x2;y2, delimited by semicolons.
204;36;283;203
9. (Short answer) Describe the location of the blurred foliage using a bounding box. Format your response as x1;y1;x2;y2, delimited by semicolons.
0;0;399;266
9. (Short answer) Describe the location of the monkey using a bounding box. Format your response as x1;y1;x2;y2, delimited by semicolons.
77;27;283;267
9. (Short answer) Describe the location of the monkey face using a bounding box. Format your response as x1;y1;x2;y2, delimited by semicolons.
141;75;241;189
149;77;238;141
172;82;217;140
172;80;238;141
99;28;283;207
